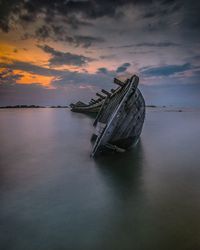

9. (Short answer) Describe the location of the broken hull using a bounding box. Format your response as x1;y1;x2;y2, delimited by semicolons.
69;74;146;157
91;76;145;157
70;104;102;113
70;101;103;113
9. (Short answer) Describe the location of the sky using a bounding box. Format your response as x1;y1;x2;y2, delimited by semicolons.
0;0;200;107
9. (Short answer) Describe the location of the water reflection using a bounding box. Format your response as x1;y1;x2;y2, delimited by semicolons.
94;141;144;196
92;142;152;250
1;109;200;250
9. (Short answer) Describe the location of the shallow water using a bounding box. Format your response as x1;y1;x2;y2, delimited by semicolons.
0;108;200;250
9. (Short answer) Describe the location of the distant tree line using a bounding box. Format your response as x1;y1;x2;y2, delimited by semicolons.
0;105;68;108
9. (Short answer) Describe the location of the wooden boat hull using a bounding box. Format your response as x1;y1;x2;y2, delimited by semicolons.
70;100;104;113
70;74;145;157
91;75;145;157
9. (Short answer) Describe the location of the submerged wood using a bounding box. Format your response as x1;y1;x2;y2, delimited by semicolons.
70;74;145;156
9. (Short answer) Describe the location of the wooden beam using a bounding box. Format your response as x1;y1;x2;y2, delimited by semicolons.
114;78;125;86
89;100;95;104
96;93;106;99
111;89;115;93
101;89;111;96
75;101;87;106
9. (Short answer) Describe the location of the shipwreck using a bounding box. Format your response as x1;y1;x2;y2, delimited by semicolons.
70;74;145;157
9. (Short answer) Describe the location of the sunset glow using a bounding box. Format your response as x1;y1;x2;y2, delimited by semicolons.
15;70;54;87
0;0;200;106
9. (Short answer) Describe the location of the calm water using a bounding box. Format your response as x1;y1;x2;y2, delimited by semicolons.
0;108;200;250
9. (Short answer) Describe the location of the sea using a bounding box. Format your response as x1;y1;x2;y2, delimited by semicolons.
0;108;200;250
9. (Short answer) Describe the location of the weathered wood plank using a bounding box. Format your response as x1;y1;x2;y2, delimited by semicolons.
101;89;111;96
114;78;125;86
96;93;106;99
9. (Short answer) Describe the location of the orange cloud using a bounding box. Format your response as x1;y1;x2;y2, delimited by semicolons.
0;41;50;66
14;70;54;87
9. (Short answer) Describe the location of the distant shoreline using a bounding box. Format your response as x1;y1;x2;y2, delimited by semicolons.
1;105;199;112
0;105;161;109
0;105;68;109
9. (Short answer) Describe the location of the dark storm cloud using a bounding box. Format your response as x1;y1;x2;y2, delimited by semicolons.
116;63;131;73
38;45;94;66
129;50;154;55
0;59;114;88
19;12;36;23
1;59;135;98
35;25;50;41
97;67;109;74
0;0;177;32
135;42;180;47
65;15;93;29
1;0;200;50
108;42;180;49
0;0;118;32
1;0;200;107
65;35;105;48
142;1;181;19
192;55;200;61
0;0;199;40
140;63;192;77
0;68;22;84
162;0;177;4
181;0;200;31
99;54;116;60
3;59;197;88
34;24;104;47
0;0;21;32
0;60;61;76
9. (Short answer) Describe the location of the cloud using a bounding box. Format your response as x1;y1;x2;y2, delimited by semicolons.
116;63;131;73
0;0;199;107
62;15;93;30
142;1;181;19
135;42;180;47
0;59;115;89
0;68;22;84
0;60;60;77
0;1;115;32
99;54;116;59
38;45;94;66
97;67;109;74
0;0;177;33
108;41;180;49
1;58;200;107
1;0;200;52
65;35;105;48
35;25;50;41
2;59;198;89
33;24;104;47
140;63;192;77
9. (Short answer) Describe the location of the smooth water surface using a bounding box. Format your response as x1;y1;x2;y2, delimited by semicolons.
0;108;200;250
